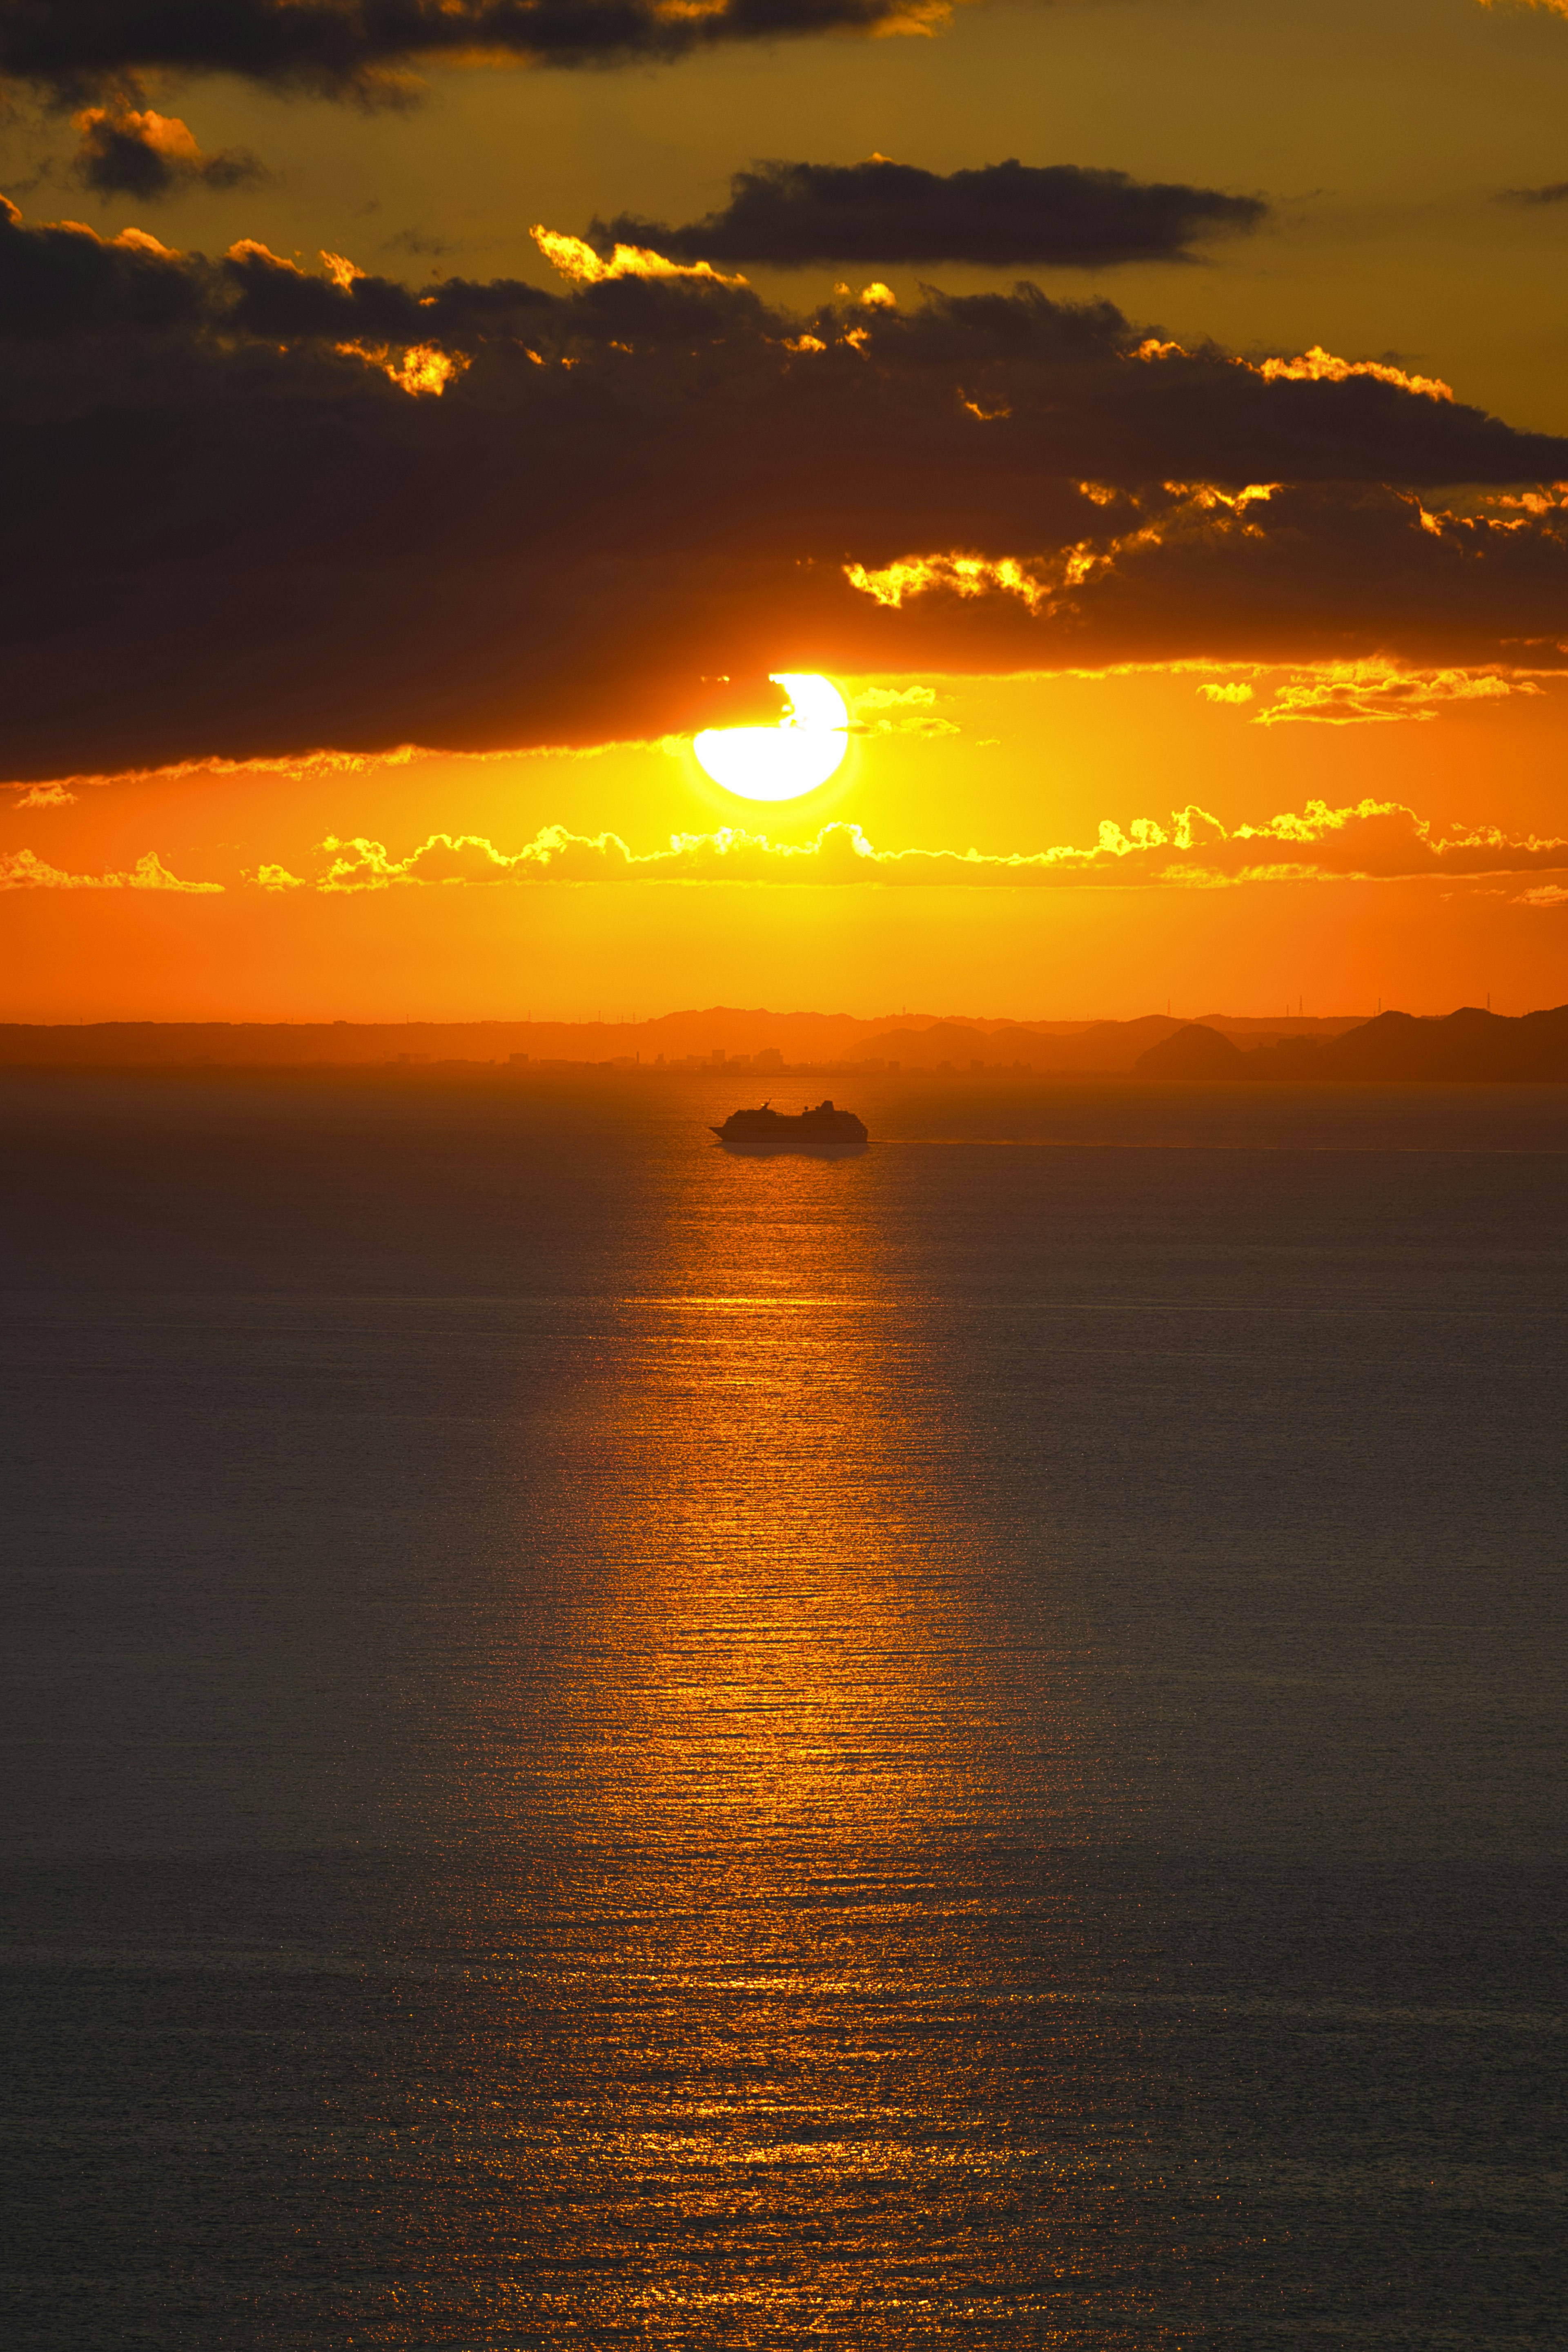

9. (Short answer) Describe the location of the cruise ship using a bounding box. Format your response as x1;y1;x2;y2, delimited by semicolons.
711;1099;868;1153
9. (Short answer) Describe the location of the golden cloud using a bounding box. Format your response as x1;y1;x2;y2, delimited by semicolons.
844;552;1060;614
0;849;222;892
531;225;747;289
850;683;959;736
1249;347;1453;402
333;338;469;396
1254;663;1544;725
255;800;1568;894
11;782;78;807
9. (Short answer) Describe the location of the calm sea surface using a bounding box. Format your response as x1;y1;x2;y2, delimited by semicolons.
2;1068;1565;2349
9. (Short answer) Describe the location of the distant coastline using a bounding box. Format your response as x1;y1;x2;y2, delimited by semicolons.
1135;1005;1568;1084
2;1002;1565;1081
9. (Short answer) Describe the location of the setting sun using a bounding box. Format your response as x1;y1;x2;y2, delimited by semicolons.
692;673;849;801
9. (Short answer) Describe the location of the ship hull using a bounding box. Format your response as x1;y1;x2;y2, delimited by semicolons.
712;1129;867;1157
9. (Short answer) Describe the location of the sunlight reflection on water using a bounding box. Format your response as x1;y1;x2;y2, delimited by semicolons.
378;1155;1147;2344
2;1072;1565;2348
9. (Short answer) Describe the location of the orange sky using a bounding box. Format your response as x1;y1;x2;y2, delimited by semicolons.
3;0;1568;1018
5;667;1565;1019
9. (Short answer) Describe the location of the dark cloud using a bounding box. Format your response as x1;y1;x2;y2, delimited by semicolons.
74;105;267;198
0;200;207;331
0;0;960;101
1497;180;1568;206
384;226;460;260
593;158;1267;268
0;198;1566;779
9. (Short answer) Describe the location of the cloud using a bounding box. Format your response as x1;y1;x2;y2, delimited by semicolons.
0;739;610;800
836;481;1568;678
0;847;221;890
592;158;1267;269
1481;0;1568;29
261;801;1568;892
1517;883;1568;905
852;683;958;734
1497;181;1568;205
1252;664;1543;724
384;226;460;261
0;204;206;334
0;0;964;103
854;684;937;707
334;335;468;395
531;224;748;289
74;105;267;199
1198;680;1254;704
1249;345;1452;400
3;195;1568;774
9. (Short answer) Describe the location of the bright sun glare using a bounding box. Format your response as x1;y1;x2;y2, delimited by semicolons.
693;673;850;801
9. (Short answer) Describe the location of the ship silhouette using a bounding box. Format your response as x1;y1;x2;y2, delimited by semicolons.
711;1099;869;1155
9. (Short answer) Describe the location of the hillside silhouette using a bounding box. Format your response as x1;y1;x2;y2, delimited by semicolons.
1136;1006;1568;1083
1135;1025;1251;1080
0;1007;1362;1072
3;1004;1563;1079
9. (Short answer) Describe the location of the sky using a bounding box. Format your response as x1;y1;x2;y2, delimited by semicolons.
3;0;1568;1020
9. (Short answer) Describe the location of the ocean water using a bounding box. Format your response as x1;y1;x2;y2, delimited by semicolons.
2;1068;1565;2350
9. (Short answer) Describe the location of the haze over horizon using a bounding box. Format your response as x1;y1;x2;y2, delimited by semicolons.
11;999;1568;1092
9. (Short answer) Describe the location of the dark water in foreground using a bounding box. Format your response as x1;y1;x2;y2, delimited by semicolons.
2;1069;1565;2349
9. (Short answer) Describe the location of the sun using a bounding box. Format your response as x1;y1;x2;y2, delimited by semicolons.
693;673;850;801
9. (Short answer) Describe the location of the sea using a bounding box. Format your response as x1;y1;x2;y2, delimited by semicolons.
2;1066;1564;2350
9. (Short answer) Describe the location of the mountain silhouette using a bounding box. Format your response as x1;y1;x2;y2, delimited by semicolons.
1134;1024;1252;1079
1137;1005;1568;1081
